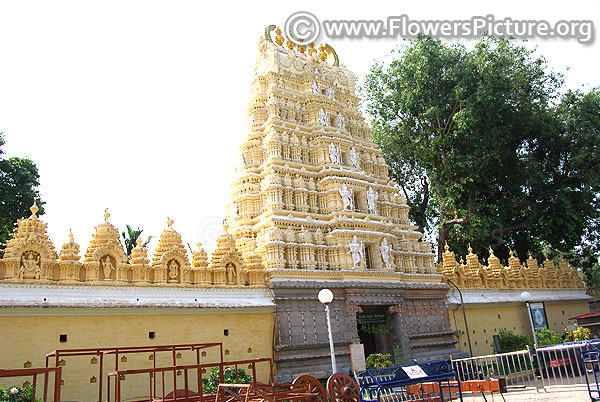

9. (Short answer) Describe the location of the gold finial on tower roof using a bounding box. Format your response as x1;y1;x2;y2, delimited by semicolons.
167;218;174;228
297;39;306;54
30;202;39;217
467;244;473;254
68;229;74;243
509;249;514;257
308;42;317;56
318;44;327;61
104;208;110;222
274;28;284;46
444;242;449;252
136;237;142;246
489;247;495;257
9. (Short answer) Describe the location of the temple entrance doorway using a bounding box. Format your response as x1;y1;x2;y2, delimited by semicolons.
357;306;394;358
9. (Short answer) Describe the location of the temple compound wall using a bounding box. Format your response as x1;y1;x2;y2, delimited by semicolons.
0;206;274;402
440;244;591;356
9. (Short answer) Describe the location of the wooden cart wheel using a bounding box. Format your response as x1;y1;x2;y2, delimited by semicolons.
327;373;360;402
292;374;327;402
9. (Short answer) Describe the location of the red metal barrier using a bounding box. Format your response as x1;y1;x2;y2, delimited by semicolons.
0;367;62;402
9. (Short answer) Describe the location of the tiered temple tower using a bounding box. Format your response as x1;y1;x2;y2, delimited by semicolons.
225;27;462;379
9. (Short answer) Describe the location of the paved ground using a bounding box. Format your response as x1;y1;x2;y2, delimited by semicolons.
465;385;594;401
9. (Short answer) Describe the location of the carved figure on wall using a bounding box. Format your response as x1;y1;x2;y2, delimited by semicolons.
226;263;237;284
329;142;340;164
381;238;392;269
101;256;114;279
19;251;41;279
348;235;364;268
318;108;328;126
311;81;319;95
339;183;354;211
337;112;344;130
168;260;179;279
367;186;379;214
327;86;334;99
350;147;359;169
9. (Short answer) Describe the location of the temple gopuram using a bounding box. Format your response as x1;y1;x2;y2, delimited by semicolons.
224;26;462;379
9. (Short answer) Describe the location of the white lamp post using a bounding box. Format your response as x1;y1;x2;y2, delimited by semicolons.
521;291;538;348
318;288;337;374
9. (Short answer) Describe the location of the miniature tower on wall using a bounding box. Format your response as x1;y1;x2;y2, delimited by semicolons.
225;26;463;380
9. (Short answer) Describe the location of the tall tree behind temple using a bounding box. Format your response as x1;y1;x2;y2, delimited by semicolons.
0;133;45;256
362;36;600;282
121;224;152;257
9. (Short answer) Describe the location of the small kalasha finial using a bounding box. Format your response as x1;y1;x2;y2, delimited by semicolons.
30;202;39;217
136;237;142;246
468;244;473;254
167;218;174;228
68;229;74;243
509;250;514;257
104;208;110;222
444;242;449;252
489;247;495;257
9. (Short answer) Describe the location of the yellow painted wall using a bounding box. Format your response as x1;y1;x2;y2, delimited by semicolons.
449;301;589;356
0;308;274;402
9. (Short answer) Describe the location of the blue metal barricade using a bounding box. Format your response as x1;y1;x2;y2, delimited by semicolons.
357;360;463;402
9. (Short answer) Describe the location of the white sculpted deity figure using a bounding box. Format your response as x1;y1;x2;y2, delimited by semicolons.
318;108;328;126
339;183;354;211
311;81;319;95
327;86;335;99
350;147;359;169
168;260;179;279
348;235;364;268
102;256;114;279
381;238;392;269
367;186;379;214
337;112;344;130
329;142;341;164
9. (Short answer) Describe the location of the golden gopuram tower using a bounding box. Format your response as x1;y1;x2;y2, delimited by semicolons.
224;27;464;380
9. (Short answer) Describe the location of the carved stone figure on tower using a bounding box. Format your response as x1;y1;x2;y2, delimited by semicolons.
311;81;319;95
348;235;364;268
339;183;354;211
350;147;359;169
337;112;344;130
226;263;237;284
381;238;392;269
101;256;114;279
367;186;379;214
19;252;40;279
329;142;340;164
318;108;328;126
327;86;334;99
168;260;179;279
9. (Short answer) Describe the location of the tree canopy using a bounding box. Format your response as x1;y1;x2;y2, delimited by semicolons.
121;224;152;257
363;36;600;283
0;133;45;254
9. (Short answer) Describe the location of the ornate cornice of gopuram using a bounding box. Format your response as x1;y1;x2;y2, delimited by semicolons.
439;243;584;290
226;26;438;283
0;205;266;287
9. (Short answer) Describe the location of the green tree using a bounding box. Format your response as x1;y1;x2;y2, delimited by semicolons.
0;133;45;255
363;36;600;273
120;224;152;257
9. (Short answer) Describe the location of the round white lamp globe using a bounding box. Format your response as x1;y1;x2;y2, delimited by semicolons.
520;291;532;302
318;288;334;304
